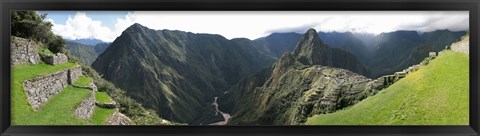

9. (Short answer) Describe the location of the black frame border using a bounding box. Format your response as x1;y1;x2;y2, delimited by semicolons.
0;0;479;135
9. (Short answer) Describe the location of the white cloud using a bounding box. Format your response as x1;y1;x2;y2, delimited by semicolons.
50;12;116;42
49;11;469;42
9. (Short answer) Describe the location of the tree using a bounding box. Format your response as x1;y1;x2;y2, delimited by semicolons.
11;11;65;53
48;35;66;53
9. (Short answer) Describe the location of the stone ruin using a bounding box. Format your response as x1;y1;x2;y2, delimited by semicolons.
41;53;68;65
23;66;83;110
11;36;41;65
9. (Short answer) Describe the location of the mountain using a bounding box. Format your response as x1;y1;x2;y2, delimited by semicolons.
251;32;302;58
318;32;376;65
66;38;105;46
91;23;276;124
293;29;369;77
67;42;111;65
367;30;465;77
219;29;378;125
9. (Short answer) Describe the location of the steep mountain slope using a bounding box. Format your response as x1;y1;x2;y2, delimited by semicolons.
306;50;468;125
91;23;276;124
220;29;376;125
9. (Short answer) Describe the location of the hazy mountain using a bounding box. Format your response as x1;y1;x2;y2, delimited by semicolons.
367;30;465;77
91;23;276;124
251;32;302;58
67;41;111;65
318;32;376;65
66;38;105;46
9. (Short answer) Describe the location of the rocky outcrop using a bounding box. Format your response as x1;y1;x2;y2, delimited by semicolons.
23;70;69;110
106;109;134;125
11;36;41;65
41;53;68;65
75;91;96;119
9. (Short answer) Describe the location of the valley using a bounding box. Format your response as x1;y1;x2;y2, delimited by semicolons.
69;24;467;125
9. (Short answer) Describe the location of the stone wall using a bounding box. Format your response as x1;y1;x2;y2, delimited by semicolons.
23;67;82;110
41;53;68;65
11;36;41;65
23;70;69;110
75;91;96;119
68;66;82;84
106;109;134;125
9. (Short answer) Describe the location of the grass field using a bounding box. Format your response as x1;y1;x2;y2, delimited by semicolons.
91;106;116;125
95;92;114;103
74;75;93;86
12;62;114;125
306;51;469;125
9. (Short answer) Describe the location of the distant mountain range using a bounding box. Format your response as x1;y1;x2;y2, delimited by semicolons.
66;41;111;65
69;23;466;125
66;38;105;46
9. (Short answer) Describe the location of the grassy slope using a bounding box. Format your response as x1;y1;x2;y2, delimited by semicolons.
74;75;93;86
12;62;114;125
306;51;468;125
95;92;114;103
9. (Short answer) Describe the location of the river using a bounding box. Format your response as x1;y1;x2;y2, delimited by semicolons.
209;97;231;125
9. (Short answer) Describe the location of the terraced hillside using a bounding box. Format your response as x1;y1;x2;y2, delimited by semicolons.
11;37;133;125
306;35;469;125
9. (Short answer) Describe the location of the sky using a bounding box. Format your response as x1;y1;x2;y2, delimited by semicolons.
40;11;469;42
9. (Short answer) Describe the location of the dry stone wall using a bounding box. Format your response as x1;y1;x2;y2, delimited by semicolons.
23;66;82;110
41;53;68;65
69;66;82;84
11;36;41;65
23;70;69;110
75;91;96;119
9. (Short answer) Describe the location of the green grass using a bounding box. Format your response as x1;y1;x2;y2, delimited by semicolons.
12;62;114;125
91;106;116;125
12;85;92;125
74;75;92;86
95;92;114;103
36;47;54;56
306;51;469;125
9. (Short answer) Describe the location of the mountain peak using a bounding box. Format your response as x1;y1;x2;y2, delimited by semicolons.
125;23;148;32
292;28;327;65
306;28;318;36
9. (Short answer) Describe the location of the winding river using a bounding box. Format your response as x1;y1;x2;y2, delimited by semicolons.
209;97;231;125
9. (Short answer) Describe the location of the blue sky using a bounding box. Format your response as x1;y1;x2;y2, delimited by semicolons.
40;11;128;30
40;11;469;42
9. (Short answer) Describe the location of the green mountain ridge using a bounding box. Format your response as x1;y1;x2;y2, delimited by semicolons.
92;23;276;124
